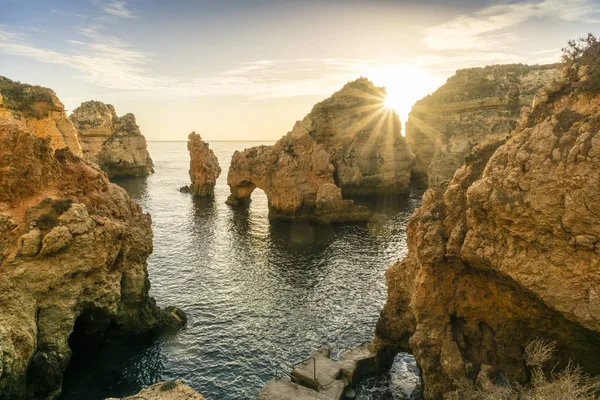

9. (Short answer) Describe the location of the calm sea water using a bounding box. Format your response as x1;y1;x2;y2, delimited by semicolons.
59;141;422;400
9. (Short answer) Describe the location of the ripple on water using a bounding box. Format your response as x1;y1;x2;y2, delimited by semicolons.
59;141;422;400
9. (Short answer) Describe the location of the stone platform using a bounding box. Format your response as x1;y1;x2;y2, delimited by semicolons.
258;345;380;400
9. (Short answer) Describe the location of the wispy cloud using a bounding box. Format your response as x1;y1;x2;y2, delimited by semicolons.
424;0;600;50
103;1;138;19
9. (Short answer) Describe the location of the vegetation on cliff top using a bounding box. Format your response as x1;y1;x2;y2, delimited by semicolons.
0;76;61;118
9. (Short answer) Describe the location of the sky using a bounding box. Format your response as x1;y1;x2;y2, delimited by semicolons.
1;0;599;141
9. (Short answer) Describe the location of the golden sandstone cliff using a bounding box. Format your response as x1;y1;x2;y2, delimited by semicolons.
407;64;558;187
70;101;154;179
0;77;82;157
181;132;221;197
226;78;414;223
0;85;185;400
374;38;600;399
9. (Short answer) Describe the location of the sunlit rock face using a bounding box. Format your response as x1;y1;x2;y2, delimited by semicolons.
226;78;414;223
105;380;205;400
70;101;154;178
183;132;221;197
374;64;600;399
406;64;558;187
0;76;82;156
0;86;185;399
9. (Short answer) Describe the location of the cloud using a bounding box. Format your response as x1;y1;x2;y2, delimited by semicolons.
424;0;600;51
103;1;138;19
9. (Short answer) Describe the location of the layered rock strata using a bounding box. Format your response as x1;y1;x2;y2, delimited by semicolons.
106;381;205;400
406;64;558;187
227;78;414;222
0;99;185;399
180;132;221;196
70;101;154;178
374;62;600;398
0;76;82;156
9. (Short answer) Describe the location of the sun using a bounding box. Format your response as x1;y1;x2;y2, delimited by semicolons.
366;65;441;125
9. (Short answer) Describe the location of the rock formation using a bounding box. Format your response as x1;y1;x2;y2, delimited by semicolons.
180;132;221;196
0;76;82;156
70;101;154;178
406;64;558;187
226;78;415;223
374;53;600;398
0;87;185;399
106;381;205;400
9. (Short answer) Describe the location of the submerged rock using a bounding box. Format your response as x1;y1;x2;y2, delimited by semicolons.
227;78;414;222
183;132;221;197
374;58;600;398
406;64;558;187
0;76;82;156
0;86;185;399
70;101;154;178
105;380;205;400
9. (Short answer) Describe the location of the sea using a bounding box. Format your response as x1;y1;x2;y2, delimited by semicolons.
58;141;423;400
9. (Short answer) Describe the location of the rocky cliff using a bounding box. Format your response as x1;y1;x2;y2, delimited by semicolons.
0;95;185;399
181;132;221;196
226;78;414;223
106;381;205;400
70;101;154;178
406;64;558;187
375;51;600;398
0;76;82;156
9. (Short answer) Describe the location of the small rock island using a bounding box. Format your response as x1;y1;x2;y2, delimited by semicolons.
70;100;154;178
226;78;415;223
180;132;221;196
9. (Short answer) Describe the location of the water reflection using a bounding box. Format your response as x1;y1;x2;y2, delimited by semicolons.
59;142;423;400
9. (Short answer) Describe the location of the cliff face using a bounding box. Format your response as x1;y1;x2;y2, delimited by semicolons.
70;101;154;178
106;381;205;400
0;76;82;156
226;78;414;223
407;64;558;187
0;101;185;398
184;132;221;197
375;62;600;398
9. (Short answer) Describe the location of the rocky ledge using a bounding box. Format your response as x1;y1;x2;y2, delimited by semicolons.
374;44;600;398
180;132;221;196
406;64;558;187
0;88;185;399
70;100;154;178
226;78;415;223
0;76;82;156
106;381;205;400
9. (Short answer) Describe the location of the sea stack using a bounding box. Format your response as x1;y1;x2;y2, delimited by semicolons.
406;64;558;187
70;101;154;178
0;80;186;399
181;132;221;196
374;54;600;398
226;78;414;223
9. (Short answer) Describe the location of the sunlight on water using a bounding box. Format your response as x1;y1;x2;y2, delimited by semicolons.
59;141;422;400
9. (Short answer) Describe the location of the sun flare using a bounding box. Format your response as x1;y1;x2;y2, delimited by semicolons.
366;65;441;125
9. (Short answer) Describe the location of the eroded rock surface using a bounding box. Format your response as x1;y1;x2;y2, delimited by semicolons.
70;101;154;178
227;78;414;222
181;132;221;196
0;97;185;399
0;76;82;156
227;123;371;223
106;380;205;400
374;64;600;398
406;64;558;187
